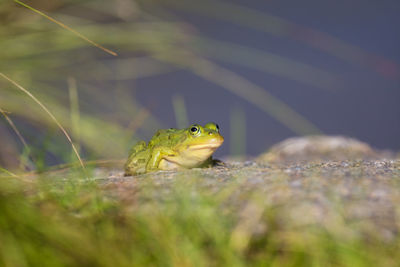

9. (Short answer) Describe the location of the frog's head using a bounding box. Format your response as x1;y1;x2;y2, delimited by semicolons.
175;122;224;166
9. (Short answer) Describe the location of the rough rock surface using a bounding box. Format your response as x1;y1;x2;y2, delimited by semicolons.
96;136;400;241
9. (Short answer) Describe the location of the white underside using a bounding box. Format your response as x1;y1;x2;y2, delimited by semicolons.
159;146;218;170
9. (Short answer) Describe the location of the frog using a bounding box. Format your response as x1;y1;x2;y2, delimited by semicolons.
124;122;224;176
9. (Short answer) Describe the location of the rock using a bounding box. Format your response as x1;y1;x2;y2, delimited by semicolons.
98;158;400;241
258;135;379;163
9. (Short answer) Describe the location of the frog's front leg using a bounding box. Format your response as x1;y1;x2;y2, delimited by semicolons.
146;146;176;172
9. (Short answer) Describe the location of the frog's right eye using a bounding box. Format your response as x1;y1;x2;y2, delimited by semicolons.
190;125;200;135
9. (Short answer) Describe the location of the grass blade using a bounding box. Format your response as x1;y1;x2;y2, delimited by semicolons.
0;107;34;170
0;166;18;178
0;107;29;153
14;0;118;57
172;94;189;128
0;73;86;176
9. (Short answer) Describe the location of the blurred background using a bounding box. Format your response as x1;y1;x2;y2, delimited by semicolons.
1;0;399;170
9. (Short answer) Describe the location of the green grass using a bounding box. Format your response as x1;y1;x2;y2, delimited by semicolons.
0;170;399;267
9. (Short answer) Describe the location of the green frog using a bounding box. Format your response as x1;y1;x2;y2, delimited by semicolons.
124;122;224;176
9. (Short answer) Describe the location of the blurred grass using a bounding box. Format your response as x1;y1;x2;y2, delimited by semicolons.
230;106;246;157
0;173;399;266
172;94;188;129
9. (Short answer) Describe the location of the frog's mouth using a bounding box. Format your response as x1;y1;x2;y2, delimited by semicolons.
189;143;222;151
189;136;224;151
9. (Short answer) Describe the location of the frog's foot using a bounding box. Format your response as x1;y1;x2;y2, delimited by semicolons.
211;158;225;167
199;158;224;168
124;164;146;176
124;171;136;177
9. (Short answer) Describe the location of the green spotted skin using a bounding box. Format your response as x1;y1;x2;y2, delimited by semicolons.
124;123;224;176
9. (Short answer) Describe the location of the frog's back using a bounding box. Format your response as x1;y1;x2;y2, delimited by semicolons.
148;129;169;147
148;128;186;148
128;140;147;155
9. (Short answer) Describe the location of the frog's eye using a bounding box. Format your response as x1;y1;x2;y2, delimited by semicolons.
190;125;200;135
205;122;219;133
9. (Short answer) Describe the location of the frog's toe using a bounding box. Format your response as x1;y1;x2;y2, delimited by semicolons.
212;159;225;166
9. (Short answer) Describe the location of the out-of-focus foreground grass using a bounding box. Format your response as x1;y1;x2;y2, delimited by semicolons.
1;170;399;267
